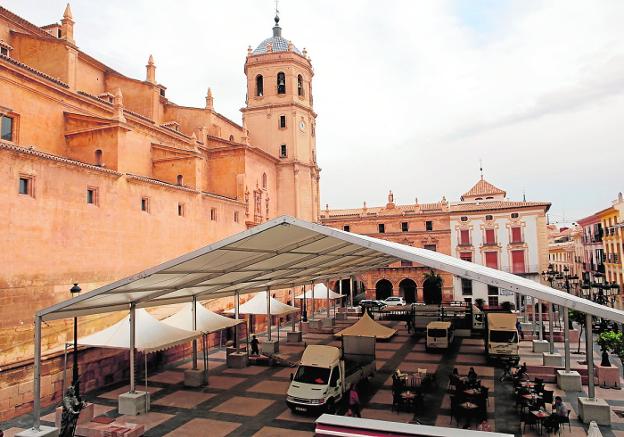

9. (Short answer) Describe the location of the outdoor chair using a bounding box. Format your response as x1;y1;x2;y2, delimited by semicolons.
521;411;537;433
557;410;571;433
542;389;554;407
448;375;457;393
392;389;405;413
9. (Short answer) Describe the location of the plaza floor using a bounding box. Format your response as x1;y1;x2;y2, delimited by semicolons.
4;318;624;436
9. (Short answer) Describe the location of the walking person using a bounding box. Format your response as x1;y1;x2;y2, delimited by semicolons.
250;335;260;355
348;384;362;418
516;319;524;340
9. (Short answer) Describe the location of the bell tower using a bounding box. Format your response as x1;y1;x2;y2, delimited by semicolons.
242;13;320;222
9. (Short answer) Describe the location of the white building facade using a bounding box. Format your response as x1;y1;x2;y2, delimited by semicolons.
449;178;550;308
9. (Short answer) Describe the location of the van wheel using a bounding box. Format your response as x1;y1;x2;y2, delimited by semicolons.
326;398;336;414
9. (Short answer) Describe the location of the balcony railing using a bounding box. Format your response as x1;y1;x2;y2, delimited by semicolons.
499;265;540;275
510;239;524;244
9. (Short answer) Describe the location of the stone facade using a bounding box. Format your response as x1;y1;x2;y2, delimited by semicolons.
321;179;551;307
0;5;318;420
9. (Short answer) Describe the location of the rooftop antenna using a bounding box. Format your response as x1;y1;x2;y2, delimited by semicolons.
479;158;483;179
522;188;526;202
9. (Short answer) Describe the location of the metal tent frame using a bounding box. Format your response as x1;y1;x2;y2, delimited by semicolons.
27;216;624;431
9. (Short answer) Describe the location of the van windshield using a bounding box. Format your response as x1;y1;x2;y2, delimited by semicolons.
490;330;518;343
428;329;447;338
293;365;330;385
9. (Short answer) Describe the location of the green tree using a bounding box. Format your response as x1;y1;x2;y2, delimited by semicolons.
598;331;624;369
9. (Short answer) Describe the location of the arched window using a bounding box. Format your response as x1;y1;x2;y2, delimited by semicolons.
262;173;267;189
177;175;183;186
297;75;304;96
277;72;286;94
255;75;263;97
95;149;103;166
229;135;234;141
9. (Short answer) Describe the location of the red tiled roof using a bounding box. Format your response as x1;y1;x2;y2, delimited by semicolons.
0;7;56;39
0;53;69;88
449;200;550;213
462;177;506;199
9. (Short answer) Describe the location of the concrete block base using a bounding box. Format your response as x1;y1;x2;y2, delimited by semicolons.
16;426;59;437
184;368;206;387
543;352;564;368
227;352;248;368
118;391;150;416
569;329;580;344
54;402;94;428
287;331;303;343
321;318;335;329
578;397;611;425
556;370;582;391
597;365;621;388
532;340;549;353
260;339;279;354
307;320;322;330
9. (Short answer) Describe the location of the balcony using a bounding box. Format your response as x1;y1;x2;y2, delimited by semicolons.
510;239;525;245
500;265;540;275
458;241;472;247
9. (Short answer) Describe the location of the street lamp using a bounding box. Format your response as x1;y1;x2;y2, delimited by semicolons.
70;283;82;400
593;272;605;305
541;264;557;353
555;266;578;372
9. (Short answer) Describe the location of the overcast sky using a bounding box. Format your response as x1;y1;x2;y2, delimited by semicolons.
5;0;623;222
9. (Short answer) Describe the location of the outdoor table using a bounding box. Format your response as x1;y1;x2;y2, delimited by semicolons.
520;381;534;388
464;388;480;397
400;390;418;412
460;401;478;410
532;410;549;435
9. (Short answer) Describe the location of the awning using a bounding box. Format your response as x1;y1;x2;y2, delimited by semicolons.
76;309;200;352
161;302;243;334
335;312;397;339
295;283;345;300
38;216;624;324
225;291;298;316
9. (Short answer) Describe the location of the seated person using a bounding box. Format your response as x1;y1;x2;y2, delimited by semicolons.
543;396;568;433
477;419;492;432
514;362;528;378
552;396;568;418
468;367;478;383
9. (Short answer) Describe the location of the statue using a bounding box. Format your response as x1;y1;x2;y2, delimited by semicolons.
59;386;85;437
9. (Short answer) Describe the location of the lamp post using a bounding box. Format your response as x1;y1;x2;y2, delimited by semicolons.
541;265;556;354
557;266;578;372
70;283;82;400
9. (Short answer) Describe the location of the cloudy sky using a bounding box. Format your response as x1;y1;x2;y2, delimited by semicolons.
5;0;623;222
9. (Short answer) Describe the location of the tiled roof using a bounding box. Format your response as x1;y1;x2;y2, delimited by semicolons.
462;177;506;198
449;201;550;213
321;202;445;218
0;7;56;39
0;53;69;88
0;141;122;175
253;36;301;55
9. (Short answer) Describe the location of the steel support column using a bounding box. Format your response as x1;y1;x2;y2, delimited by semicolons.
563;307;571;371
586;312;595;398
192;296;198;370
130;303;136;393
33;315;42;431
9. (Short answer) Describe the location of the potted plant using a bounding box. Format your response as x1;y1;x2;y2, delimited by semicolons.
597;331;621;367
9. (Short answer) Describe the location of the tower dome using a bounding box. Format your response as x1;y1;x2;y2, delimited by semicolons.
252;14;302;55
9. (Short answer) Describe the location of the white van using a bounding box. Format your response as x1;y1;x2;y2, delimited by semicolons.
426;321;454;351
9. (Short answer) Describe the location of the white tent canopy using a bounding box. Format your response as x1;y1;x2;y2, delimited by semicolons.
162;302;243;333
76;309;200;353
38;216;624;323
295;283;345;300
225;291;298;316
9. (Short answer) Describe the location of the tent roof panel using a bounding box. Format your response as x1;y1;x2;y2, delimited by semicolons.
38;216;624;323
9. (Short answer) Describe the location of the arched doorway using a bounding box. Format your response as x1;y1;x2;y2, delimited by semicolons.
375;279;393;300
423;272;443;304
399;279;417;304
